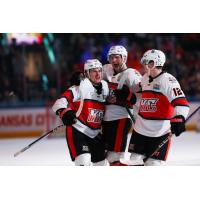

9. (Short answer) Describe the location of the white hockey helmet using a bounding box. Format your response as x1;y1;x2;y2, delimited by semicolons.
141;49;166;67
107;45;128;63
84;59;102;71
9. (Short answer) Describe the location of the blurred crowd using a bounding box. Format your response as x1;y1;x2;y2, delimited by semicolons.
0;33;200;104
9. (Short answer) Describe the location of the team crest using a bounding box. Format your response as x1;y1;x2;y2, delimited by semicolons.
87;108;104;123
140;98;159;112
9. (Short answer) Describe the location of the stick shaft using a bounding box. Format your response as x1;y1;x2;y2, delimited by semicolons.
125;105;135;123
14;125;63;157
186;105;200;122
143;105;200;162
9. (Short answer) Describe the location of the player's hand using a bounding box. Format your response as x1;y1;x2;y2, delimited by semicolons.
129;93;137;104
59;109;77;126
170;115;186;137
107;95;117;103
114;85;136;104
114;85;130;102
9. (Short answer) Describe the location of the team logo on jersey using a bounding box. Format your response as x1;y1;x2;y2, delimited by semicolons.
140;98;159;112
87;108;104;123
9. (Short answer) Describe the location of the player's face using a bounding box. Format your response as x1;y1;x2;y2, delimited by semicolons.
143;63;149;73
88;68;102;84
148;61;155;68
143;60;155;74
109;54;123;73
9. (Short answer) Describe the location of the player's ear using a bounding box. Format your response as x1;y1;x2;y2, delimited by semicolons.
84;71;88;78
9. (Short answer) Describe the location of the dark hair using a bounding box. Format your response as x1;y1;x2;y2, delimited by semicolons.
70;71;84;86
155;66;163;70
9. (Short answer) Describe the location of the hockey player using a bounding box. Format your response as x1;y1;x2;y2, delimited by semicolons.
52;59;109;166
102;45;142;165
127;49;190;166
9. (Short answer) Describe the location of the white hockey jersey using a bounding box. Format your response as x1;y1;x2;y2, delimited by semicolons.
52;78;109;138
134;72;190;137
102;64;142;121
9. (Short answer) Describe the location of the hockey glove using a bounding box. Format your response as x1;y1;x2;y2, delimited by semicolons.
170;115;186;137
114;85;130;102
58;109;77;126
114;85;136;104
128;93;137;105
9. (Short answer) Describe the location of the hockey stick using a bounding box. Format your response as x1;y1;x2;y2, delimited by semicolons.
14;79;90;157
185;105;200;122
125;104;135;124
117;71;136;124
14;124;64;157
143;105;200;163
13;103;83;158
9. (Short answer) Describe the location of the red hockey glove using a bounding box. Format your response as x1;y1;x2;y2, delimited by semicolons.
170;115;186;137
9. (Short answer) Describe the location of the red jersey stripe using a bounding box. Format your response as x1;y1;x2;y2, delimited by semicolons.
171;97;189;107
114;118;127;152
66;126;77;159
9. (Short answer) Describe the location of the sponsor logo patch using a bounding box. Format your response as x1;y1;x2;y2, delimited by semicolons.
140;98;159;112
87;108;104;123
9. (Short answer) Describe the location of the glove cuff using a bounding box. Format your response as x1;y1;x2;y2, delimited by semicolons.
59;108;73;119
171;115;185;123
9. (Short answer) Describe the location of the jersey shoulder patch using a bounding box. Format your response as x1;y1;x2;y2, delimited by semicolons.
164;73;178;84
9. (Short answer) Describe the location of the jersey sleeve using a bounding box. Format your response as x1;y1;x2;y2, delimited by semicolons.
52;88;75;114
101;80;110;97
102;64;113;82
125;69;142;93
164;75;190;119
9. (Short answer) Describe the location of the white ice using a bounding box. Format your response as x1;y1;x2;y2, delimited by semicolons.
0;132;200;166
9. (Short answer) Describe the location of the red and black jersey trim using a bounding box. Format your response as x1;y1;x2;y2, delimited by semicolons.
83;99;105;104
142;90;163;95
171;97;189;107
76;119;101;130
108;82;118;90
66;126;77;159
61;89;74;100
114;118;127;152
60;90;75;109
138;113;172;120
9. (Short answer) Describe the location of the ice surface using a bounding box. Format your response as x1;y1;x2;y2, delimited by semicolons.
0;132;200;166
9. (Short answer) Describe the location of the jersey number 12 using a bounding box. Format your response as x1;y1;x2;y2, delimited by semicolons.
173;88;183;96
